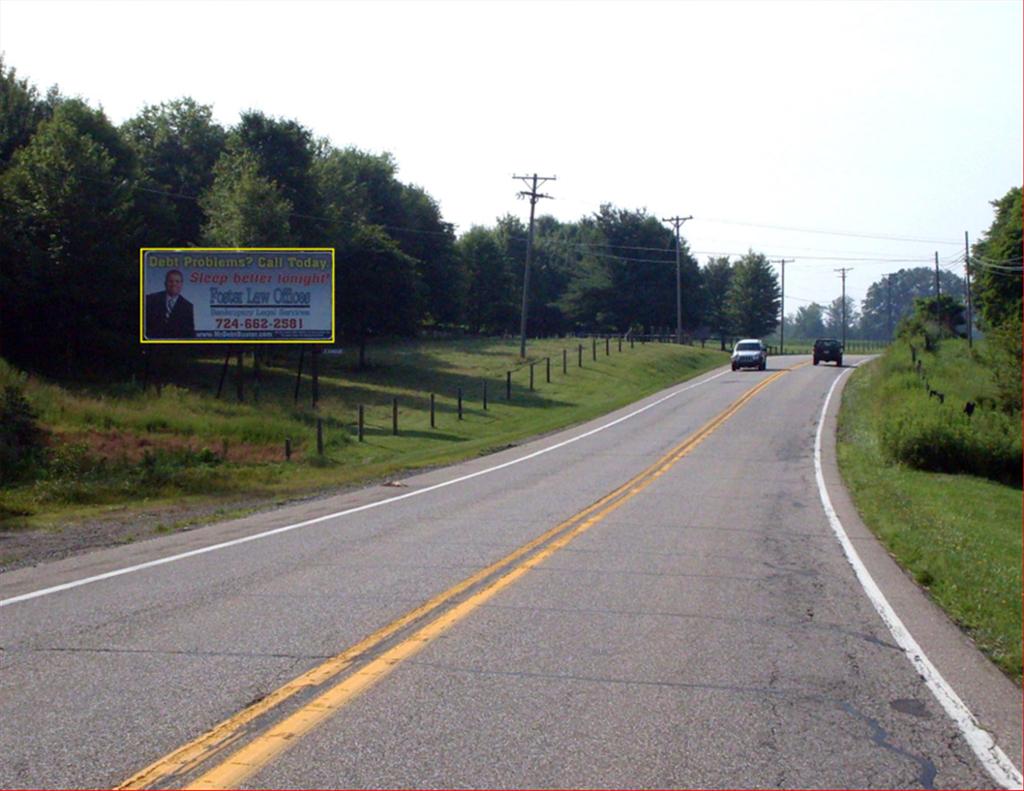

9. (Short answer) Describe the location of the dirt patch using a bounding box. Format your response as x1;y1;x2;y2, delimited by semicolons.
55;429;297;464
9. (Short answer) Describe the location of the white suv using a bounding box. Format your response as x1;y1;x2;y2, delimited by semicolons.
731;339;767;371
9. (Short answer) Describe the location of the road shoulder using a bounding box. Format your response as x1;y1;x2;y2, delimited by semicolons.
820;366;1023;765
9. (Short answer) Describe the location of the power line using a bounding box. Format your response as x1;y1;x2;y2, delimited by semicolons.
697;216;962;245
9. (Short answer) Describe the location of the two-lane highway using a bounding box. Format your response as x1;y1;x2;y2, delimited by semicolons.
1;357;1019;789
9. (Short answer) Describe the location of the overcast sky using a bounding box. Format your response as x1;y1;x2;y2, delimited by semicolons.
1;0;1020;311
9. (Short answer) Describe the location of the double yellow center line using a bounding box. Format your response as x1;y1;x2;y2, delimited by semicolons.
119;367;792;790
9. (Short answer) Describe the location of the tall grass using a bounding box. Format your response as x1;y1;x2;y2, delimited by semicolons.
870;339;1021;485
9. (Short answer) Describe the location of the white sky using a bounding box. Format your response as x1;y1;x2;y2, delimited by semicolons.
1;0;1020;311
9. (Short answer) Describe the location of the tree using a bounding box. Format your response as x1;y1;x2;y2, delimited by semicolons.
122;98;226;244
858;267;964;340
336;224;422;367
791;302;825;339
0;100;139;374
701;256;733;349
0;56;54;171
726;251;780;339
825;295;859;338
563;205;697;332
199;149;293;246
457;226;517;334
971;186;1022;329
393;184;462;326
230;111;320;242
316;145;457;327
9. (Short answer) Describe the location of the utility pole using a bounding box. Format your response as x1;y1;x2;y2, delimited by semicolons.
886;273;894;341
835;268;853;347
770;259;794;354
934;251;941;324
513;173;556;358
662;215;693;344
964;231;974;348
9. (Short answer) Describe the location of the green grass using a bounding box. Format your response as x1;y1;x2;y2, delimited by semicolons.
837;348;1022;681
0;338;727;528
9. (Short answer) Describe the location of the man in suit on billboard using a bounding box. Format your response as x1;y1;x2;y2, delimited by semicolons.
146;269;195;339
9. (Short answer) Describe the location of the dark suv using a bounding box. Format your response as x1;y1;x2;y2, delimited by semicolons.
813;338;843;366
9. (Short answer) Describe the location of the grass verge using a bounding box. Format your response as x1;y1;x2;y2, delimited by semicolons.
0;338;726;535
837;350;1022;681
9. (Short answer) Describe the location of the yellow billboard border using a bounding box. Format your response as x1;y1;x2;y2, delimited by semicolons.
139;247;336;345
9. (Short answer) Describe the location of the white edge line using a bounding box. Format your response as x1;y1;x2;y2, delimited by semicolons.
814;364;1023;790
1;368;732;607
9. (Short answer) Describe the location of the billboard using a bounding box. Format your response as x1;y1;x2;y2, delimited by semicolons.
140;248;334;343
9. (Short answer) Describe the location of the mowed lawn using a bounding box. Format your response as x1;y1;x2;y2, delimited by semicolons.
837;354;1022;681
0;338;727;531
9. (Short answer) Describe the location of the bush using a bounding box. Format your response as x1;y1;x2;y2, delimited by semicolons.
982;314;1023;415
880;397;1022;485
0;385;48;484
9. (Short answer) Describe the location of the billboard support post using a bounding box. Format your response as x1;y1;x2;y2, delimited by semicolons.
216;350;231;399
235;349;244;402
253;348;261;402
311;348;320;409
294;348;305;404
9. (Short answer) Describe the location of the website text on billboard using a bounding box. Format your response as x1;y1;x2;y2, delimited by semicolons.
140;249;335;343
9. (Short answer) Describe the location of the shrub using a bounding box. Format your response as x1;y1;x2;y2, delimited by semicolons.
880;397;1022;486
0;385;48;484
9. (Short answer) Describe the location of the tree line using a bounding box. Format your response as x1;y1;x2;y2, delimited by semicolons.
1;60;1018;379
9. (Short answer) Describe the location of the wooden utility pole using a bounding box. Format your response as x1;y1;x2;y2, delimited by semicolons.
964;232;974;348
513;173;556;358
770;259;794;354
886;273;895;341
662;215;693;344
834;268;853;347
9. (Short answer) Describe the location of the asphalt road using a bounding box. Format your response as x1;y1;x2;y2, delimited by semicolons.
1;356;1020;789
